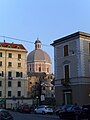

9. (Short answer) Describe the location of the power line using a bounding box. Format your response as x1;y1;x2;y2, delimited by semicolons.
0;35;51;47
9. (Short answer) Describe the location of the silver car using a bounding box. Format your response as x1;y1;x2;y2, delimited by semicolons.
34;105;53;114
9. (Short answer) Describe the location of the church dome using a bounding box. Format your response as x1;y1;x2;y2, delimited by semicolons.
27;39;51;63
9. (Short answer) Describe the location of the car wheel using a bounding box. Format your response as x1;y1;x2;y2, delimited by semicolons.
42;111;45;115
34;111;37;114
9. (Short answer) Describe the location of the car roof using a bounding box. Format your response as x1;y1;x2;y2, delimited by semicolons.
0;109;8;112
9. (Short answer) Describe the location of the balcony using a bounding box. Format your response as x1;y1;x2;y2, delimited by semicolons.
61;78;70;86
8;77;13;80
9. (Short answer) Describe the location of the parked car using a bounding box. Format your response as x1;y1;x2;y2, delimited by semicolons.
79;104;90;119
55;105;62;115
17;104;31;113
58;104;82;120
34;105;53;115
55;104;73;115
0;109;13;120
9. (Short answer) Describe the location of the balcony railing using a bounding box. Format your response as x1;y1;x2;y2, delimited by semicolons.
61;78;70;86
8;77;13;80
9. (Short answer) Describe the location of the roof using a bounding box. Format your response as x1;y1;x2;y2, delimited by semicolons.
0;42;26;50
34;39;41;44
51;31;90;46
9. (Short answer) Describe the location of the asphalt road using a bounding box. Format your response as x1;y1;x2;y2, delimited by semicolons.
10;111;60;120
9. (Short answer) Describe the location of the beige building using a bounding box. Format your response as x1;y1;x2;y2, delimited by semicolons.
51;31;90;106
27;39;55;105
0;42;29;108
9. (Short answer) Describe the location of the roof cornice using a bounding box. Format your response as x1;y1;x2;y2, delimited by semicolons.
51;31;90;46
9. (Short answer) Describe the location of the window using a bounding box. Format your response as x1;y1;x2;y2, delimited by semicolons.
8;81;12;87
51;87;53;90
30;64;31;71
0;52;2;57
16;72;23;77
8;53;12;58
7;45;11;48
18;54;21;60
8;62;12;67
16;72;20;77
0;71;4;77
8;71;12;77
8;91;12;97
18;81;21;87
30;67;31;71
30;82;32;84
89;43;90;54
51;94;54;97
0;61;2;66
0;91;2;97
39;66;41;72
18;63;21;67
64;65;70;83
43;86;45;90
21;72;23;77
63;90;72;104
0;81;2;87
17;91;21;97
64;45;68;56
17;46;20;49
47;68;49;72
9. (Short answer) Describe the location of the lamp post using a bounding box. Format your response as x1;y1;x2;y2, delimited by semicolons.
36;96;39;106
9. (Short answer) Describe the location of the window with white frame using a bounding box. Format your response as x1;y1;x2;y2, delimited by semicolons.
0;52;2;57
8;53;12;58
0;61;2;66
8;62;12;67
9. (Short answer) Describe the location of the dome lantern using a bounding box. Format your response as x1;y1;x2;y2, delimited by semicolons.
35;38;41;50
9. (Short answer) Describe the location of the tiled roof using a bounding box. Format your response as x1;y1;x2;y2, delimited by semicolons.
0;42;26;50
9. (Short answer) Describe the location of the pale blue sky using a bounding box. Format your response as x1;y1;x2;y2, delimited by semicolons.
0;0;90;72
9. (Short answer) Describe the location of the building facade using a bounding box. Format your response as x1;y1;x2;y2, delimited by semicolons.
27;39;55;105
51;31;90;106
0;42;28;108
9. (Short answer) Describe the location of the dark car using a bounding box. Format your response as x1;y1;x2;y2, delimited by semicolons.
79;104;90;119
59;105;82;120
55;105;62;115
55;104;72;115
0;109;13;120
17;104;31;113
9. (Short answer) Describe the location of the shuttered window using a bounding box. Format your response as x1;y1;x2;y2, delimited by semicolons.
64;65;69;83
64;45;68;56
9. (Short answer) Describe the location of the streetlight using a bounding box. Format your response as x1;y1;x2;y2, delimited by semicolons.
36;96;39;106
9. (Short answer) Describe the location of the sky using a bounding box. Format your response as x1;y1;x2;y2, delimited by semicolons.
0;0;90;72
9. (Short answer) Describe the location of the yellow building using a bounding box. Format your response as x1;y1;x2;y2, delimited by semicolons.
0;42;28;108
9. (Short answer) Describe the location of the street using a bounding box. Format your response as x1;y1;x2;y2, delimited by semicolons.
10;111;60;120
